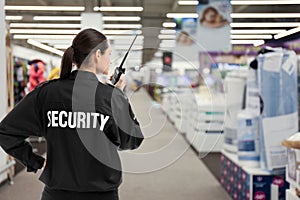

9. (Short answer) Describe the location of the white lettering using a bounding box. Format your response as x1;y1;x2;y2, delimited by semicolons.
86;112;90;128
46;111;110;130
77;112;86;128
51;111;59;127
68;112;77;128
99;114;110;131
47;111;51;127
91;113;100;128
59;111;67;128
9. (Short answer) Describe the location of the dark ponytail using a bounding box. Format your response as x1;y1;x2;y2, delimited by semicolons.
59;28;108;79
60;46;74;79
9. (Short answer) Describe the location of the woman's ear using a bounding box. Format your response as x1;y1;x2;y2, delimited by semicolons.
96;49;102;59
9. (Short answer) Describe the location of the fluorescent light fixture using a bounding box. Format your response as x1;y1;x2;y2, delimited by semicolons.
10;23;81;28
158;34;177;39
53;44;70;49
166;13;198;18
160;40;176;45
103;24;142;29
36;39;72;45
159;43;176;48
274;26;300;39
114;45;143;50
231;13;300;18
231;34;273;39
5;16;23;20
13;35;76;39
163;22;176;28
231;22;300;27
230;39;265;45
103;16;141;21
107;35;144;40
231;1;300;5
5;5;85;11
160;29;176;34
27;39;64;56
10;29;80;34
178;1;199;5
103;30;142;35
231;29;285;34
33;16;82;21
94;6;143;12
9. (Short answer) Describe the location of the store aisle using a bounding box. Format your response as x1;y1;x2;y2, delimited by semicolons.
119;89;230;200
0;89;230;200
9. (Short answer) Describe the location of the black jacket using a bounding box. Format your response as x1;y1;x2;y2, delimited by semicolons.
0;70;144;192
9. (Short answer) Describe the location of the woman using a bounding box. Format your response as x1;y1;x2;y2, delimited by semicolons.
0;28;144;200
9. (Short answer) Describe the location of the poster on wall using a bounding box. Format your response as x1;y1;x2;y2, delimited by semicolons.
196;0;232;52
174;18;199;61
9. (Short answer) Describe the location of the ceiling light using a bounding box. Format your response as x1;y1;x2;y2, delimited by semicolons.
160;29;176;34
5;16;23;20
35;39;72;45
53;44;70;49
103;16;141;21
231;22;300;27
5;5;85;11
10;23;81;28
159;43;176;48
231;34;273;39
10;29;80;34
33;16;82;21
166;13;198;18
158;34;177;39
231;29;285;34
163;22;176;28
230;40;265;45
13;35;76;39
94;7;143;12
27;39;64;56
103;24;142;29
103;30;142;35
178;1;199;5
114;45;143;50
231;13;300;18
231;0;300;5
107;35;144;40
274;26;300;39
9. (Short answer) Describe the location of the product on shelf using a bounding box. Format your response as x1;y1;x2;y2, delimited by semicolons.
257;48;298;171
237;109;260;167
223;69;248;153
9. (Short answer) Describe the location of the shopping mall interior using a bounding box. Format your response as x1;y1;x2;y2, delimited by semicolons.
1;0;300;199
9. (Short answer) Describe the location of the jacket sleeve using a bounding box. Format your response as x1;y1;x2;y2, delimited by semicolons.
0;87;45;173
105;88;144;151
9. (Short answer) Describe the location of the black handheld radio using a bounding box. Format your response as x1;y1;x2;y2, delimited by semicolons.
110;35;138;85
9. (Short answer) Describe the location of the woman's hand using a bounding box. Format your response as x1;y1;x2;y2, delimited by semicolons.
114;74;126;91
42;159;46;169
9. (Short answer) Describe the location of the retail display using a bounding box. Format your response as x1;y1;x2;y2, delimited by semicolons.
28;59;46;91
257;48;298;171
221;150;289;200
13;59;28;104
282;133;300;199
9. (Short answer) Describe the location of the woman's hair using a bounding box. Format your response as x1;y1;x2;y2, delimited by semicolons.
200;6;218;24
60;28;108;79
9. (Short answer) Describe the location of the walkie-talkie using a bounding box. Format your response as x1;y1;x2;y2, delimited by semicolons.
111;35;138;85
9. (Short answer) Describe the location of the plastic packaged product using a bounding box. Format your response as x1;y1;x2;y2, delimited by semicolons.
237;109;260;167
223;69;248;153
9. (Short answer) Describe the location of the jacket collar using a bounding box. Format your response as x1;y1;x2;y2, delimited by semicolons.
69;70;98;81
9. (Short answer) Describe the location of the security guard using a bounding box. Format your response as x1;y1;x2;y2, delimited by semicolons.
0;28;144;200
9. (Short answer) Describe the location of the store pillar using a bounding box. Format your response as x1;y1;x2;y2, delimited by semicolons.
0;0;6;119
